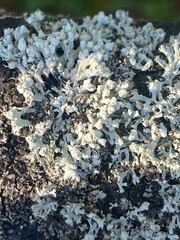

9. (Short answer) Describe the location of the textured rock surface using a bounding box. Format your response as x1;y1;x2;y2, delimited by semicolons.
0;10;180;240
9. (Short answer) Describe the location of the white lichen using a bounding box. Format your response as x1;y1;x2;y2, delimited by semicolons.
0;9;179;239
31;183;58;220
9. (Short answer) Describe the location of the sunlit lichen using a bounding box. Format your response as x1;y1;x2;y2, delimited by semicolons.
0;9;179;240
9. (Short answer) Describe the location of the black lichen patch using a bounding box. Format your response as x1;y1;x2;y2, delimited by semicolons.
41;73;60;96
132;69;163;98
0;17;27;37
0;58;18;80
55;46;64;56
132;70;151;97
0;60;26;109
21;100;53;124
73;38;80;50
154;117;171;133
145;194;164;218
150;180;162;192
123;173;148;207
2;201;46;240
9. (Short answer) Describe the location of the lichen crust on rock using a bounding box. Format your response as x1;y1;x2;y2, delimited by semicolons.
0;10;179;240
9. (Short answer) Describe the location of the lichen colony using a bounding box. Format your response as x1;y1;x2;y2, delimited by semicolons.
0;10;179;240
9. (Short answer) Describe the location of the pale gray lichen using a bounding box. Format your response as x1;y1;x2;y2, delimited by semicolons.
31;183;58;220
0;9;179;240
